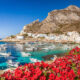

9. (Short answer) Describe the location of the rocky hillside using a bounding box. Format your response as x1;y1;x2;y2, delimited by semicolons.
20;5;80;34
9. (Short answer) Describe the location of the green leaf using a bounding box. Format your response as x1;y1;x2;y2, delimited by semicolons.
57;73;61;77
0;77;5;80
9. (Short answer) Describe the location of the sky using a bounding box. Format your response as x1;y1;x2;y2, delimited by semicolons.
0;0;80;38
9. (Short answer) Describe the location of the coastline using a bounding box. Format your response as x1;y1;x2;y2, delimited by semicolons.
43;53;65;61
0;53;65;75
0;38;78;74
0;38;78;44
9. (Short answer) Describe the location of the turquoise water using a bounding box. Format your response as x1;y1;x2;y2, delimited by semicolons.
0;42;78;70
16;50;66;64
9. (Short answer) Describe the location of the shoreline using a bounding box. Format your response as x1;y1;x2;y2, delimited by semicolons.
0;39;79;44
43;53;65;61
0;53;65;74
0;39;78;74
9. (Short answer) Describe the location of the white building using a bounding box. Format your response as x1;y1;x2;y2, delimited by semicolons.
75;37;80;43
46;35;55;40
27;33;32;36
20;31;26;35
67;31;80;42
36;34;47;38
67;31;80;37
16;36;24;40
28;33;48;38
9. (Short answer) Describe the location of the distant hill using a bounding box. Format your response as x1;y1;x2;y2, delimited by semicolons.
20;5;80;34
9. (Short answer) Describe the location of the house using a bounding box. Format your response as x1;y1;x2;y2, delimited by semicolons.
27;33;32;36
38;34;48;38
16;35;24;40
75;37;80;43
67;31;79;37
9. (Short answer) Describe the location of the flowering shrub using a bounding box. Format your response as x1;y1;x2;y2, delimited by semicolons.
1;47;80;80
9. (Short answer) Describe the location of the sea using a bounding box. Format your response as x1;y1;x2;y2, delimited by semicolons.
0;41;80;70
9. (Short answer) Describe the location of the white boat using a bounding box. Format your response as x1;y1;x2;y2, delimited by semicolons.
15;44;24;50
0;52;11;57
48;45;56;50
42;47;49;50
7;60;19;68
30;58;41;63
42;45;55;50
21;52;31;57
0;44;7;51
26;47;34;51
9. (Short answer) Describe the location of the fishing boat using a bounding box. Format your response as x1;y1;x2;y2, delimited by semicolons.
0;52;11;57
0;44;7;51
26;47;34;51
15;44;24;50
21;52;31;57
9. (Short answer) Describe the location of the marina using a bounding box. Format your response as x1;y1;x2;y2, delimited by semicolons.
0;41;80;70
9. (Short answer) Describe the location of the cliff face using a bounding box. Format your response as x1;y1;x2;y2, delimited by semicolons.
20;5;80;34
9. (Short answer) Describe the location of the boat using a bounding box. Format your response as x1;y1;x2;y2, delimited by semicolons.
15;44;24;51
30;58;41;63
0;44;7;51
0;52;11;57
26;47;34;51
48;45;56;50
42;45;56;50
21;52;31;57
42;47;49;50
7;60;19;68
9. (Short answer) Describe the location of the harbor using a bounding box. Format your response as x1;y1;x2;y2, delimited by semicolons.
0;41;80;70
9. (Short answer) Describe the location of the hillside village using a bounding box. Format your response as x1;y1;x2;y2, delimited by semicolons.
1;5;80;43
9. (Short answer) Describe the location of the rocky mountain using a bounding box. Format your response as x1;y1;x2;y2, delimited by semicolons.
20;5;80;35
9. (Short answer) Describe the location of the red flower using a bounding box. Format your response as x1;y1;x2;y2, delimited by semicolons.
1;47;80;80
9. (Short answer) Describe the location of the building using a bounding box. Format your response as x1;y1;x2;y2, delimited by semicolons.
16;35;24;40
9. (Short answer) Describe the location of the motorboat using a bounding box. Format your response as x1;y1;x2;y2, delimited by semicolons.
21;52;31;57
42;45;56;50
7;60;19;68
15;44;24;51
48;45;56;50
42;47;49;50
26;46;39;51
0;52;11;57
26;47;33;51
30;58;41;63
0;44;7;51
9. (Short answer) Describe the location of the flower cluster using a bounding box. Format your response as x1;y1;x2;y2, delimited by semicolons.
1;47;80;80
